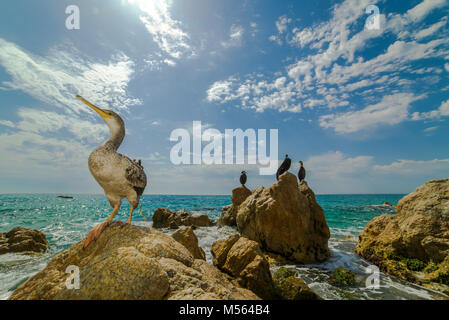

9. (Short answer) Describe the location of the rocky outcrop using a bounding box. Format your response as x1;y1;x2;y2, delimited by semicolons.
356;178;449;286
236;173;330;264
172;227;206;260
272;267;320;300
0;227;47;255
152;208;215;229
218;186;252;226
9;223;258;300
211;234;277;299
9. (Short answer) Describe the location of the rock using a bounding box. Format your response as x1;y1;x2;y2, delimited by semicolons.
356;178;449;286
272;267;320;300
172;227;206;260
9;223;259;300
152;208;215;229
218;186;252;226
236;173;330;263
211;234;277;299
423;255;449;286
274;266;297;279
329;268;356;287
0;227;48;255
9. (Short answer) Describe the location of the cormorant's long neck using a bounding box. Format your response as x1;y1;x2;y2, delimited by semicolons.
104;123;125;151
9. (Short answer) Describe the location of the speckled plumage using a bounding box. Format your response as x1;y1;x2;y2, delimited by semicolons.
76;95;148;247
87;111;147;209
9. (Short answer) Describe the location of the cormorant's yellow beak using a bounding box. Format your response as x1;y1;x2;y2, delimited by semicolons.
76;95;112;119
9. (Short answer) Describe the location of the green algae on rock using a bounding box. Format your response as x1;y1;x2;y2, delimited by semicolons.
272;267;320;300
329;268;356;287
356;178;449;291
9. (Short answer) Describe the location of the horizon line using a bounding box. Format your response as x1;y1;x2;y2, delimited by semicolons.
0;192;408;196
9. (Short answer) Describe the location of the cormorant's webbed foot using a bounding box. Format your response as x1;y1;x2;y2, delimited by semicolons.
83;221;112;248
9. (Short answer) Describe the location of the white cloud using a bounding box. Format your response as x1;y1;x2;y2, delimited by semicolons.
275;15;291;34
306;151;373;178
374;158;449;175
268;35;282;45
301;151;449;193
206;76;301;113
221;25;244;48
0;129;95;193
205;0;449;131
404;0;447;22
137;0;192;59
411;99;449;120
0;38;142;193
0;120;15;128
423;126;438;135
0;38;141;115
206;79;234;103
13;108;108;143
414;19;447;39
319;93;423;133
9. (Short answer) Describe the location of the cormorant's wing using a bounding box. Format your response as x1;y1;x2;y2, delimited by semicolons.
285;158;291;170
121;154;147;195
279;158;289;171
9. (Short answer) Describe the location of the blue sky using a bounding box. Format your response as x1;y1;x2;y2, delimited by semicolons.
0;0;448;194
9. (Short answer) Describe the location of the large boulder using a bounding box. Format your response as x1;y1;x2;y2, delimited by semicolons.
152;208;215;229
218;186;252;226
172;227;206;260
9;223;259;300
236;173;330;263
211;234;277;299
0;227;48;255
356;178;449;286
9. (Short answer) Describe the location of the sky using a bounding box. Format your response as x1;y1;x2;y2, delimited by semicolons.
0;0;448;195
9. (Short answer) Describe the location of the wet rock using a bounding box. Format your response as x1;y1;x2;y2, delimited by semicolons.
152;208;215;229
218;186;252;226
356;178;449;287
9;223;259;300
329;268;356;287
172;227;206;260
236;173;330;263
272;267;320;300
211;234;277;299
0;227;47;255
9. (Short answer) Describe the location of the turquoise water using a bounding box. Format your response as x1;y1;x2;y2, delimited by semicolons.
0;194;446;300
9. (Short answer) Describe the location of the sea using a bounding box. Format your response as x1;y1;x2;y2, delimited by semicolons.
0;193;447;300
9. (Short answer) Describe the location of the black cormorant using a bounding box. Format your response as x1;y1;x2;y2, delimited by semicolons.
298;161;306;182
276;154;291;181
240;171;247;186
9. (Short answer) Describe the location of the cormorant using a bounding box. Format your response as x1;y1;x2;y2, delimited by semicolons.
298;161;306;182
276;154;291;181
240;171;247;186
77;95;147;248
